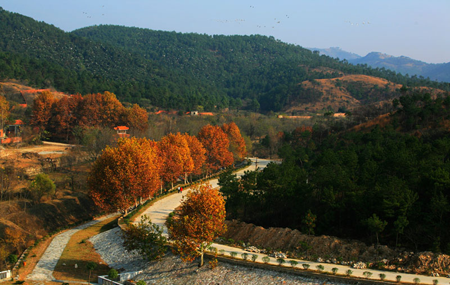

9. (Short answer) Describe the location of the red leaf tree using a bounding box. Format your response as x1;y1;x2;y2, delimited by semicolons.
197;125;233;174
31;91;55;132
123;104;149;134
221;122;247;161
88;137;160;214
183;134;206;177
166;183;226;267
158;133;194;187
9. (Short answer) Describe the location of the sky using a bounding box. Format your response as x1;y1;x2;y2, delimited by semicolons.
1;0;449;64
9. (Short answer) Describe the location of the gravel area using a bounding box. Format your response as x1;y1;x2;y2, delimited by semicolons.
134;253;351;285
89;227;151;272
90;226;352;285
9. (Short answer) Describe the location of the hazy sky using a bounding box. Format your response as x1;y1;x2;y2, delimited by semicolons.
1;0;449;64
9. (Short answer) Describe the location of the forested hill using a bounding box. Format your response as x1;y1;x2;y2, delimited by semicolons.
73;25;449;111
1;7;449;112
0;8;224;109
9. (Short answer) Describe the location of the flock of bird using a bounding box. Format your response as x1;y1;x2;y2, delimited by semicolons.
213;6;292;30
82;5;105;19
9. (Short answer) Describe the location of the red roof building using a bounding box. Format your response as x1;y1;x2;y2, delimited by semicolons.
114;126;130;138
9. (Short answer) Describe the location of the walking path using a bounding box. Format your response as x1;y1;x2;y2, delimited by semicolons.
135;158;272;234
27;213;118;281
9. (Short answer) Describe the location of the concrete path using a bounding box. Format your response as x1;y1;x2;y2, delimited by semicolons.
27;213;118;281
136;158;273;234
137;158;450;285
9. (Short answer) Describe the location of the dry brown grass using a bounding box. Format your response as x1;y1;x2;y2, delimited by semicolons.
52;215;120;282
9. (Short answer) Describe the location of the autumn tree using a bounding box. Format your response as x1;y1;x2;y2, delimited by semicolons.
88;137;160;214
78;92;124;128
197;125;233;174
123;104;149;135
100;91;125;127
30;91;55;133
166;183;226;267
183;134;206;177
50;94;82;141
0;95;9;131
158;133;194;187
221;122;247;161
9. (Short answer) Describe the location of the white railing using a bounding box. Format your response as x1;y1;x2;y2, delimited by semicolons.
0;270;11;280
98;271;143;285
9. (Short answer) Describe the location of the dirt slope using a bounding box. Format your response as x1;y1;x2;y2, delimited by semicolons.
223;219;450;275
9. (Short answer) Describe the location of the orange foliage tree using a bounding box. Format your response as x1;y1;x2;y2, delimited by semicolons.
100;91;125;127
197;125;233;174
50;94;83;141
158;133;194;187
31;91;55;132
166;183;226;267
88;137;160;213
123;104;149;134
221;122;247;161
78;92;124;128
183;134;206;177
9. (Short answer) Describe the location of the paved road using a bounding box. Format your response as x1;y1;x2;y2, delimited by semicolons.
137;158;449;285
27;213;118;281
136;158;272;234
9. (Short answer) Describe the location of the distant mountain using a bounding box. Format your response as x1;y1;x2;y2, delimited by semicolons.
308;47;361;61
309;47;450;83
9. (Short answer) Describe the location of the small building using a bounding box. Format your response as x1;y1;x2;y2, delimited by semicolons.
114;126;130;138
8;120;24;136
190;111;199;116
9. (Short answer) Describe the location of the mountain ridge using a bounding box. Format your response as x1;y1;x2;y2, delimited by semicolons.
309;47;450;82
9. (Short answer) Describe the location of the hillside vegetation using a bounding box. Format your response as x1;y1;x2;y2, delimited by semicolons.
0;7;448;113
220;92;450;256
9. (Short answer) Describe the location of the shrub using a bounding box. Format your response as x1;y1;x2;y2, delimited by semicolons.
363;271;373;278
277;258;285;266
108;269;119;280
228;238;235;244
289;260;298;267
136;281;146;285
8;254;18;264
262;256;270;263
413;277;420;284
332;267;338;275
251;254;258;262
241;253;249;260
219;249;225;255
346;269;353;276
302;264;310;270
209;258;218;269
230;252;237;258
396;275;402;282
433;280;438;285
379;273;386;280
316;264;324;272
